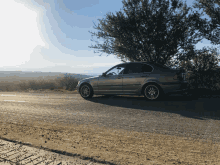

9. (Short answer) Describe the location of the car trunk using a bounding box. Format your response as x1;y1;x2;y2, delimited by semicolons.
176;69;186;81
170;68;187;81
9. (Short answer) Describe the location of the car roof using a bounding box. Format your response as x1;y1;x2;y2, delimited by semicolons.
104;61;175;74
120;61;156;64
117;61;173;70
118;61;159;66
118;61;149;65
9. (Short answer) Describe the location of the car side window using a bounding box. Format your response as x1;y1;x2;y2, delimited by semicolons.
123;63;153;74
106;65;125;76
124;63;142;74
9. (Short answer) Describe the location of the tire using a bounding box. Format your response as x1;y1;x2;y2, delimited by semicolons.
143;84;163;100
79;84;94;99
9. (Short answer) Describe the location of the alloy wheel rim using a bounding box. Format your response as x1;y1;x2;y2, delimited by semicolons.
145;85;159;100
81;85;90;97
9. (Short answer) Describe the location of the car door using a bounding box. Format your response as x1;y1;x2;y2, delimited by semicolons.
97;64;126;94
122;63;153;94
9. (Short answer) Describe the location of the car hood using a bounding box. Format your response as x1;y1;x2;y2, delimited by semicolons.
80;75;101;82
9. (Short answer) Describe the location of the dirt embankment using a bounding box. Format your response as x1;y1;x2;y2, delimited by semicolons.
0;119;219;165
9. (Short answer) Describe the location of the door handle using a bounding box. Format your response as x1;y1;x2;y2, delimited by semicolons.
117;77;122;79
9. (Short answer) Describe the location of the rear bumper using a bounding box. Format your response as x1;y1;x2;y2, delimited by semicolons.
161;81;189;95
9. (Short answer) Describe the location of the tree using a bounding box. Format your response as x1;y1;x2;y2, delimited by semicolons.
193;0;220;45
179;47;220;90
89;0;204;66
190;47;219;71
169;0;220;72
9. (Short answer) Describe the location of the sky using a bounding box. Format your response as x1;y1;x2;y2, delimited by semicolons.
0;0;219;74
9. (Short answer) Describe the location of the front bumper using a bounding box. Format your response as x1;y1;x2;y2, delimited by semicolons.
76;85;80;93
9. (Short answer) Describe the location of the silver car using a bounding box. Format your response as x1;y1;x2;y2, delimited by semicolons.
76;62;188;100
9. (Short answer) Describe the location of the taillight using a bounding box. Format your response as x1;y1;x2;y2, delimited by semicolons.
173;73;186;81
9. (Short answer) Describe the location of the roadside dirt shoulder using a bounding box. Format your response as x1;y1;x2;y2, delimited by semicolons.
0;120;219;165
19;88;79;94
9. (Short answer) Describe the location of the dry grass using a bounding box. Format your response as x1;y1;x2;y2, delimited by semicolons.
0;74;80;92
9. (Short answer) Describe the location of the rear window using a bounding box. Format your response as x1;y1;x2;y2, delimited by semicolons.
148;63;170;69
141;64;153;72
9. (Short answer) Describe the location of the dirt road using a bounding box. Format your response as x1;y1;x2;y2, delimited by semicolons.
0;90;220;164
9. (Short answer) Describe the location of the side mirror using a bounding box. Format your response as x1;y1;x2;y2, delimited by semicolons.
102;73;106;77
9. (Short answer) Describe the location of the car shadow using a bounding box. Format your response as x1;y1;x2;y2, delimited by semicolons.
86;93;220;121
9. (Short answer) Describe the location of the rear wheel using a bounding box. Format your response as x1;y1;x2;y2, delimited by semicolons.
144;84;163;100
79;84;94;99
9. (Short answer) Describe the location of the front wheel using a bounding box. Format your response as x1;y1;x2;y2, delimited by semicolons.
79;84;94;99
144;84;163;100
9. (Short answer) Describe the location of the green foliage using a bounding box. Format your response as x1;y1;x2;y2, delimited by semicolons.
181;47;220;90
177;47;220;71
89;0;204;66
188;69;220;91
193;0;220;45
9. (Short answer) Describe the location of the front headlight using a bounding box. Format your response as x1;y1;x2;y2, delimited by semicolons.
78;81;80;85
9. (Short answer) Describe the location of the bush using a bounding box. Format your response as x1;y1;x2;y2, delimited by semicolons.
177;47;220;92
18;81;29;91
187;69;220;91
17;79;64;91
27;79;56;90
55;74;79;91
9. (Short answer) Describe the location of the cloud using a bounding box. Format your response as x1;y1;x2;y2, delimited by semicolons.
17;46;67;69
0;0;46;67
0;0;123;73
6;42;121;73
14;0;51;10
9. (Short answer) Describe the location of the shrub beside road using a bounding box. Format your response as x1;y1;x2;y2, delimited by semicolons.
0;73;80;93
